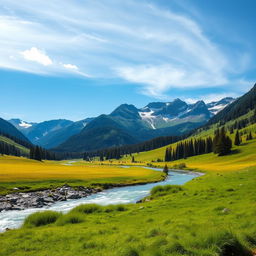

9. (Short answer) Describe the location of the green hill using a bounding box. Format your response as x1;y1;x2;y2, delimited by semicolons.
0;135;30;156
125;113;256;164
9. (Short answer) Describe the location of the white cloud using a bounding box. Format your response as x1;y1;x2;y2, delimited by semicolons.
20;47;52;66
184;93;238;104
116;65;227;97
62;63;78;70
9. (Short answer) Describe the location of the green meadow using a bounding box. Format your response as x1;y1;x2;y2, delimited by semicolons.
0;165;255;255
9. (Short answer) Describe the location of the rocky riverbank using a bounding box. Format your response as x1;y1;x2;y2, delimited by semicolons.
0;185;101;212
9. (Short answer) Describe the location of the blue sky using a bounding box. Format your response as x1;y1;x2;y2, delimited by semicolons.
0;0;255;122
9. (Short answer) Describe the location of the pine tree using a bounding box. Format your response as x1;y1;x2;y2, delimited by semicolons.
164;147;170;162
163;164;169;175
213;128;220;154
214;127;232;156
234;130;241;146
246;131;253;140
34;146;42;161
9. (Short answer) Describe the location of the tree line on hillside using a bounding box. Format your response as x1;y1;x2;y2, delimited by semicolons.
227;109;256;132
0;131;32;149
29;146;83;161
83;135;184;161
164;137;213;161
0;141;23;157
164;127;236;161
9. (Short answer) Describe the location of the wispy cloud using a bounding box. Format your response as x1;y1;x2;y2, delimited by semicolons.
184;93;238;104
0;0;252;97
62;63;78;70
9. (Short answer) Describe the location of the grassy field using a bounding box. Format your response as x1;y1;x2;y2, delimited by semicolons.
0;163;255;255
0;156;165;195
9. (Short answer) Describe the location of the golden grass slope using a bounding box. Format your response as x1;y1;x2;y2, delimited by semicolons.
0;156;164;194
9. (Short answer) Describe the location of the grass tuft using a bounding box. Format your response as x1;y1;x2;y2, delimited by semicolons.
23;211;62;228
70;204;102;214
56;213;84;225
104;204;127;212
164;242;190;255
150;185;183;197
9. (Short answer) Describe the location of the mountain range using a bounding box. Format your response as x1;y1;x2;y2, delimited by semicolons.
4;97;234;152
9;118;93;149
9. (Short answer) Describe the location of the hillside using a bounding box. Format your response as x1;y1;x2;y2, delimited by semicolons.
55;115;139;152
123;114;256;163
0;135;30;156
0;118;31;144
208;83;256;125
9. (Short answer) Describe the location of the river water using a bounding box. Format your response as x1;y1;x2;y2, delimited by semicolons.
0;167;199;232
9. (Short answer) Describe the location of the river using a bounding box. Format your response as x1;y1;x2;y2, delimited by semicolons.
0;167;200;232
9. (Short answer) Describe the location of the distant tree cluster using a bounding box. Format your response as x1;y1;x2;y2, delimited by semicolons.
246;132;253;141
0;141;22;157
164;137;213;161
213;127;232;156
29;146;56;161
84;135;183;161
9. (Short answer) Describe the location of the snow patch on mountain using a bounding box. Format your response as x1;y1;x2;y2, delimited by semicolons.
139;110;156;129
18;120;32;129
208;104;226;115
206;98;235;116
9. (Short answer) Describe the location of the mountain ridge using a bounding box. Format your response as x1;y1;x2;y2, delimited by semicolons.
53;97;234;152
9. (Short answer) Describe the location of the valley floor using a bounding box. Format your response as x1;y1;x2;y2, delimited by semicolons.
0;138;256;255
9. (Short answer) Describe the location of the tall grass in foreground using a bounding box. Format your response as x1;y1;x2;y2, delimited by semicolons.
70;203;127;214
23;211;62;227
150;184;183;197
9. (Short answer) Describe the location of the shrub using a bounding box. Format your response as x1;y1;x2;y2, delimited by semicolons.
150;185;183;196
56;213;84;226
71;204;102;214
173;163;187;169
23;211;62;228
